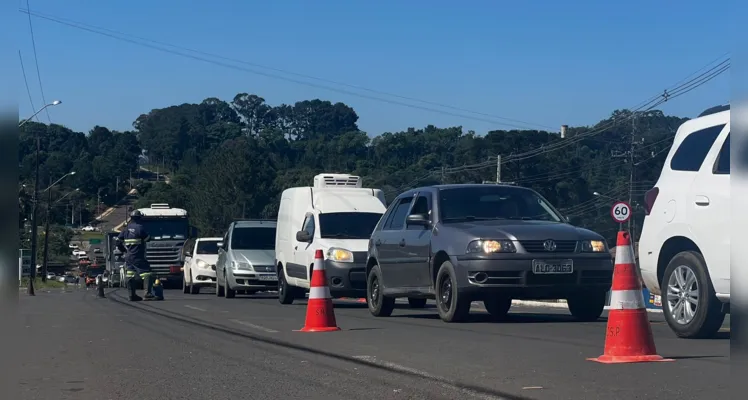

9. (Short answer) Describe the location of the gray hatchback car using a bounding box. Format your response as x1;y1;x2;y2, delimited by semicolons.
366;184;613;322
216;219;278;298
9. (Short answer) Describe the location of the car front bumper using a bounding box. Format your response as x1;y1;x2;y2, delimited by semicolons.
452;254;613;299
323;258;367;298
227;269;278;290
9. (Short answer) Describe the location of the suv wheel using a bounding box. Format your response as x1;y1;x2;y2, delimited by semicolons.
367;264;395;317
435;261;470;322
484;296;512;320
662;251;725;338
408;297;427;309
567;291;606;322
278;268;295;305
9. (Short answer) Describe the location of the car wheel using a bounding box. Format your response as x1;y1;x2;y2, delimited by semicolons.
224;270;236;298
189;272;200;294
567;290;606;322
484;296;512;320
182;271;190;294
435;261;471;323
407;297;427;309
662;251;725;339
367;264;395;317
216;273;225;297
278;268;295;305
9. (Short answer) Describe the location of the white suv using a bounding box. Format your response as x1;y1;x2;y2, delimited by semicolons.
638;106;730;339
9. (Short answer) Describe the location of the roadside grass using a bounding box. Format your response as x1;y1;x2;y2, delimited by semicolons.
20;278;66;289
75;231;105;242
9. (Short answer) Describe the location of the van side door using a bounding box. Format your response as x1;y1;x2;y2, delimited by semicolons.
290;213;315;282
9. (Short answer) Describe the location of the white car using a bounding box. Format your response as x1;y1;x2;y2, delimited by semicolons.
638;105;730;339
183;237;222;294
69;243;78;249
81;226;95;232
72;249;87;257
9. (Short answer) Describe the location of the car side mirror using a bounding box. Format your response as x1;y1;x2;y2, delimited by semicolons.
406;214;430;227
296;230;312;242
184;251;192;257
184;256;192;263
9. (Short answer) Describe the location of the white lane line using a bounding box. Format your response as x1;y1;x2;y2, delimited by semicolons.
184;305;207;312
352;356;506;400
230;319;278;333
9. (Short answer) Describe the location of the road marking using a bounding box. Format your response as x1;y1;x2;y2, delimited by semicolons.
184;305;207;312
352;355;506;400
229;319;278;333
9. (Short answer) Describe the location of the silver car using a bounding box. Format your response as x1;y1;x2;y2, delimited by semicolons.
216;220;278;298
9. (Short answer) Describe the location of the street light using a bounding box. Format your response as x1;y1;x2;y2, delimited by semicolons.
18;100;62;127
592;191;618;202
40;172;76;283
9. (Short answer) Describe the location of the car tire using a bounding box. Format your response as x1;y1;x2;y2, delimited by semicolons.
435;261;471;323
567;291;606;322
367;264;395;317
216;275;225;297
407;297;427;309
662;251;725;339
278;268;295;305
484;296;512;320
224;270;236;299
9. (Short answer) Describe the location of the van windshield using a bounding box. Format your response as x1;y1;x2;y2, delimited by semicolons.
318;212;383;240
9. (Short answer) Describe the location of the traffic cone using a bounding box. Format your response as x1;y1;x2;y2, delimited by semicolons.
588;231;673;364
300;249;340;332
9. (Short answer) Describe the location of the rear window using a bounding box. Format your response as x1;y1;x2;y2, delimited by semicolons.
196;240;220;255
670;124;725;172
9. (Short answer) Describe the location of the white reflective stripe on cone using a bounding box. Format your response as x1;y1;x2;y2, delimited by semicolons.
313;258;325;271
614;245;634;265
309;286;331;299
608;289;645;310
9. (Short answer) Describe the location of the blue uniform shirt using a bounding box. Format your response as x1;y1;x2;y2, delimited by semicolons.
116;221;151;271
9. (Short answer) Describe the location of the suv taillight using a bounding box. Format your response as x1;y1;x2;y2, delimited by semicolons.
643;187;659;215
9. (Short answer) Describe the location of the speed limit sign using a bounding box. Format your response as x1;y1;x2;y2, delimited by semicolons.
610;201;631;223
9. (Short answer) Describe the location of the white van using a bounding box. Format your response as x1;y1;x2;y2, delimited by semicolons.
275;173;386;304
638;105;730;339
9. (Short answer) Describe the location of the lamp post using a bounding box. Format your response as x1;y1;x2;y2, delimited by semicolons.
24;100;62;295
41;172;76;282
18;100;61;127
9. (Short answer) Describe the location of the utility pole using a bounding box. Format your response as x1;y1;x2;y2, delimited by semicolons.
440;166;445;184
116;176;120;197
27;133;40;296
496;155;501;183
42;177;52;282
629;113;637;240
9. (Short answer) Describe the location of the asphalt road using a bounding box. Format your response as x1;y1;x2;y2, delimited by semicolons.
19;286;728;399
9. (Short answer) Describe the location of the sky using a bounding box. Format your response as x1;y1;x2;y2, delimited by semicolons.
12;0;733;136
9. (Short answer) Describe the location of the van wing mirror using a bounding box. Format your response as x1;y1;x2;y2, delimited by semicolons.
296;230;312;242
406;214;430;226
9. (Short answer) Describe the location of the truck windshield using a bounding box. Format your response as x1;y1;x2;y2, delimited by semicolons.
318;212;383;239
196;240;220;254
439;186;563;223
140;218;189;240
230;227;276;250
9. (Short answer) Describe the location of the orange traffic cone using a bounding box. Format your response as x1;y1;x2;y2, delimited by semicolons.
300;249;341;332
588;231;673;364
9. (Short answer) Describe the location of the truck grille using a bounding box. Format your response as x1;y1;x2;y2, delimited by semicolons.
519;240;577;253
146;247;181;275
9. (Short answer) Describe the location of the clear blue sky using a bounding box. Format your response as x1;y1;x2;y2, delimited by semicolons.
13;0;732;136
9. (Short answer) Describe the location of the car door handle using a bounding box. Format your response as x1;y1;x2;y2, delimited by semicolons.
694;195;710;206
375;240;382;247
399;239;406;247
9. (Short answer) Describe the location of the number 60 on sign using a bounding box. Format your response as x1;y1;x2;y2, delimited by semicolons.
610;201;631;223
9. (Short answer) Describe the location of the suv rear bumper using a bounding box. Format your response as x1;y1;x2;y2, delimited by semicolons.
453;256;613;299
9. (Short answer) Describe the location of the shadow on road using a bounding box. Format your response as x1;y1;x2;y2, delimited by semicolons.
391;311;609;324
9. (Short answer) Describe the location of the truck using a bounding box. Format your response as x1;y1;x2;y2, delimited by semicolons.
116;203;197;288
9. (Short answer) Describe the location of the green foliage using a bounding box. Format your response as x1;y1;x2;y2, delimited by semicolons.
19;94;688;245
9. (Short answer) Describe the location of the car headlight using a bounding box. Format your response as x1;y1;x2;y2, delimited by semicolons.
466;239;516;254
326;248;354;263
232;261;253;271
580;240;606;253
196;259;208;269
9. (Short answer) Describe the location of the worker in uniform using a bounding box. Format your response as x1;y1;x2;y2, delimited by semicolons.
116;210;154;301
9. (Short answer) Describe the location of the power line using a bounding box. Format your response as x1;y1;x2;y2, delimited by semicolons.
19;50;38;121
25;0;51;124
20;8;552;131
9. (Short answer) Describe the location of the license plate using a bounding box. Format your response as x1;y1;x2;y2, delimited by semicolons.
532;260;573;274
258;275;277;281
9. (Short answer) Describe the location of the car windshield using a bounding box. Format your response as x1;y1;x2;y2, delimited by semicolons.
318;212;383;239
196;240;220;254
87;267;105;275
139;218;189;240
230;227;276;250
439;186;562;222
